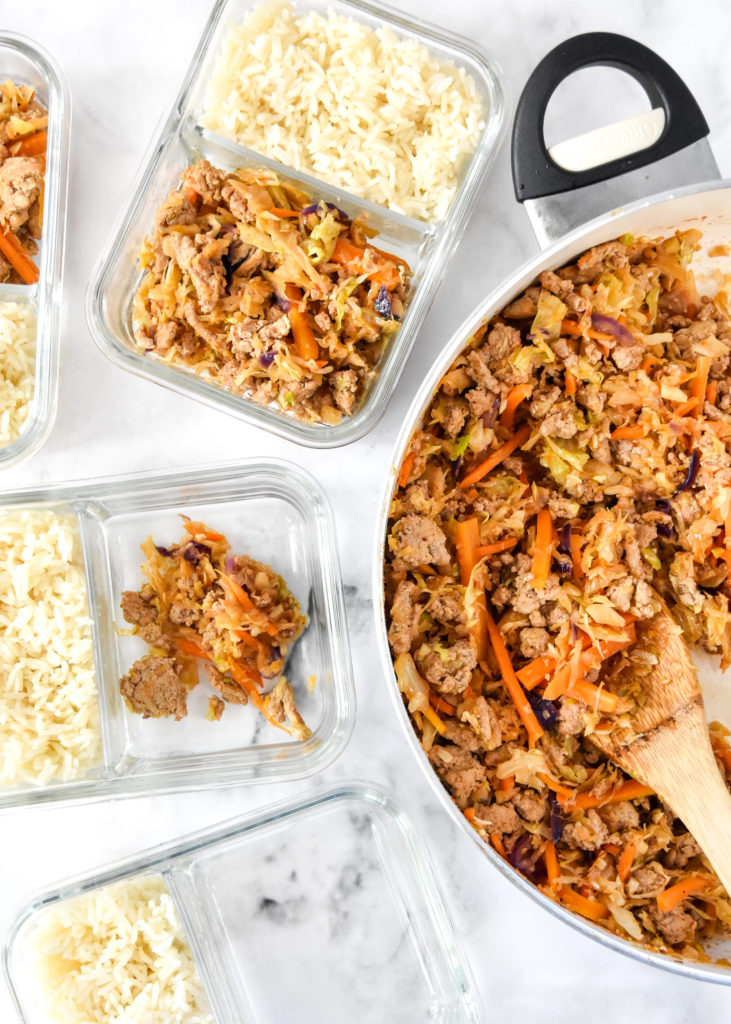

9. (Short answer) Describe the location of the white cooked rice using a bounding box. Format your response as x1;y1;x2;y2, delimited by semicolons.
0;300;36;446
203;0;485;221
0;509;100;786
33;875;213;1024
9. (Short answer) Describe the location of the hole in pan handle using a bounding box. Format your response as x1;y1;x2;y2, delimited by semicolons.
511;31;710;203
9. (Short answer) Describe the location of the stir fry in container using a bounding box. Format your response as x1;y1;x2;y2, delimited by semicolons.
0;79;46;284
133;161;410;425
386;229;731;956
119;516;310;739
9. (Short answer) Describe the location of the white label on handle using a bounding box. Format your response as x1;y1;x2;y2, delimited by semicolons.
548;107;666;172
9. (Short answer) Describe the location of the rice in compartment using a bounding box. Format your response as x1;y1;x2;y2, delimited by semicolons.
204;0;485;221
0;300;35;446
0;508;100;786
32;875;213;1024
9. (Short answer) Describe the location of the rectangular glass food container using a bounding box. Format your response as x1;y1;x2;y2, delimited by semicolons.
0;459;354;810
0;34;69;468
86;0;505;448
4;784;482;1023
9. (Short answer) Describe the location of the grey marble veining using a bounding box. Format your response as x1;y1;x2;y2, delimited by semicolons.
1;1;731;1022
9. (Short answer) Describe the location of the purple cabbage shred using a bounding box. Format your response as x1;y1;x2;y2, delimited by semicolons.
155;545;174;558
557;523;572;555
550;795;565;844
224;555;236;574
374;285;393;319
590;312;635;346
300;200;349;220
673;448;700;494
260;351;276;368
509;833;544;883
183;541;211;564
525;688;559;728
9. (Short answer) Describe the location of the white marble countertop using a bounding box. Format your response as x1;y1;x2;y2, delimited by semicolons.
2;1;731;1021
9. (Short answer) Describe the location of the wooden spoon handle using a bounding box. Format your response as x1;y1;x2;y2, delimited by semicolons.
646;739;731;898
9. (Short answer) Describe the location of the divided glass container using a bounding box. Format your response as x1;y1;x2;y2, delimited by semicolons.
0;460;354;810
87;0;505;447
4;784;482;1023
0;34;69;468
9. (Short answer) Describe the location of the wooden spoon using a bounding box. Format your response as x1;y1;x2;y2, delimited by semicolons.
589;599;731;897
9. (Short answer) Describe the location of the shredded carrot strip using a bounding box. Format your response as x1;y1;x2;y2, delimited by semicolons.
470;591;489;661
219;573;255;610
564;370;577;397
656;877;713;913
429;692;456;716
463;807;476;824
603;843;621;857
565;677;619;714
461;424;531;489
544;839;560;892
183;520;225;542
559;779;654;810
397;452;415;489
475;537;518;558
617;842;637;882
183;186;198;206
455;518;480;586
264;207;301;218
640;355;661;374
561;318;614;344
175;637;209;659
485;609;544;747
543;633;633;701
537;771;574;800
707;381;718;405
610;425;644;441
8;129;47;157
0;225;39;284
331;237;401;289
517;655;556;690
499;383;533;430
490;833;507;859
690;355;711;417
498;774;516;797
227;659;285;730
570;531;584;581
560;887;610;921
284;284;319;361
531;508;554;589
673;396;701;418
234;629;266;653
423;704;446;735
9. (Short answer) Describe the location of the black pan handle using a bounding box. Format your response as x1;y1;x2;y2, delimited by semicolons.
512;32;710;202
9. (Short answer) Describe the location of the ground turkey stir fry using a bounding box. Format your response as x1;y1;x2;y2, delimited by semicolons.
385;230;731;957
119;517;310;739
0;80;47;285
133;160;410;424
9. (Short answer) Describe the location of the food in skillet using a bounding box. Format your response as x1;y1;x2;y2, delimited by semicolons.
0;79;47;284
133;160;410;424
119;516;310;739
385;230;731;955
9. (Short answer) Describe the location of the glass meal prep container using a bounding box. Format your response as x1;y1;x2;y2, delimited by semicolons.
86;0;505;448
0;34;69;469
0;459;354;811
4;784;482;1024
